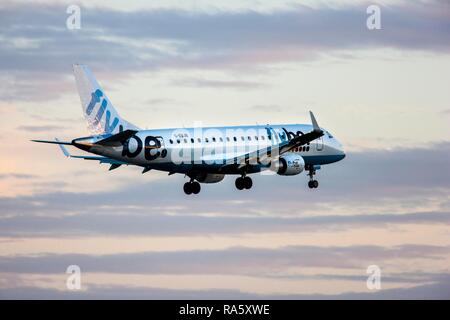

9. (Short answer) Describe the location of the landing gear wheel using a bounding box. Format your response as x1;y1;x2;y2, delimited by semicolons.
307;166;319;189
243;176;253;189
191;182;201;194
184;181;201;195
235;177;245;190
183;182;192;194
308;180;319;189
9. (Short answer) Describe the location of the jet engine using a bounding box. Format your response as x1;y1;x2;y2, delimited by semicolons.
277;153;305;176
195;173;225;183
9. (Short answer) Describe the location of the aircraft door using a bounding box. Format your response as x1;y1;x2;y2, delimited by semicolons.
316;136;323;151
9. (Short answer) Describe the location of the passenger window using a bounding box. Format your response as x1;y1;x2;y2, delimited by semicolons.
261;136;265;140
248;136;251;141
177;139;180;144
219;137;223;142
169;139;173;144
226;137;230;142
205;138;209;143
184;138;187;143
241;136;245;141
255;136;258;140
212;137;216;142
191;138;194;143
233;137;237;142
197;138;201;143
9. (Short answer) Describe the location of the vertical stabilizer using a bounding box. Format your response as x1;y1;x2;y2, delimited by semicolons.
73;64;139;135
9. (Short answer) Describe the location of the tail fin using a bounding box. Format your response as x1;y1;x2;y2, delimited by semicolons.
72;64;139;135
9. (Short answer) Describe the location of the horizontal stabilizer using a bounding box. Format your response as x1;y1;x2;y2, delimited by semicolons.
32;138;124;165
69;155;127;165
31;139;72;145
56;138;71;157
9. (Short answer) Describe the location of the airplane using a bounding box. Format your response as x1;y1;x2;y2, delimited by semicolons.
32;64;346;195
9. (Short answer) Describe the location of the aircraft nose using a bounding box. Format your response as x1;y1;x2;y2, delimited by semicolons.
335;140;346;160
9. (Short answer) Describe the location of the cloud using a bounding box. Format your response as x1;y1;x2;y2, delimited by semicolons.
172;78;264;89
0;244;448;275
250;105;284;113
16;125;66;132
0;173;36;180
1;273;450;299
0;142;449;237
1;1;449;101
1;1;449;300
0;209;449;238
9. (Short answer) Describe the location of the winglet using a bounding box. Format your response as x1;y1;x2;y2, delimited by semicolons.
55;138;70;157
309;111;321;132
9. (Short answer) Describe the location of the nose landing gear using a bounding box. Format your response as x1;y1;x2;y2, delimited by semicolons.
307;167;319;189
308;180;319;188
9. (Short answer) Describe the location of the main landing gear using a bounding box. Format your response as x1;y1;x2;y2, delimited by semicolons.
307;168;319;189
235;175;252;190
183;180;201;195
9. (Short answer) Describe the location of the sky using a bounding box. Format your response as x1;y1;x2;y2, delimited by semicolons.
0;0;449;299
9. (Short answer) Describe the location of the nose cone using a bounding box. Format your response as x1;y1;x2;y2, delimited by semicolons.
335;139;346;161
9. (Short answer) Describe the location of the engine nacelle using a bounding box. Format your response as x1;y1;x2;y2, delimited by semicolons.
277;153;305;176
195;173;225;184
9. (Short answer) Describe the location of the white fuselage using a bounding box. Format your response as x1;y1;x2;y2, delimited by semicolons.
74;123;345;175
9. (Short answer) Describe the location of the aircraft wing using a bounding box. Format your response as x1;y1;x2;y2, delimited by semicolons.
220;111;324;170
